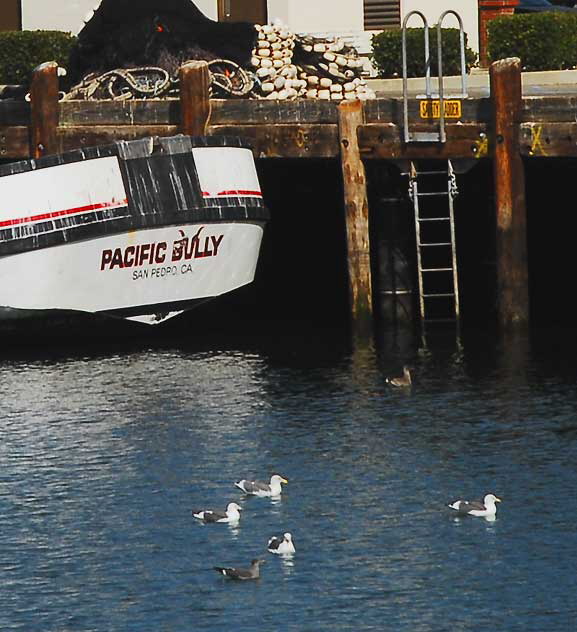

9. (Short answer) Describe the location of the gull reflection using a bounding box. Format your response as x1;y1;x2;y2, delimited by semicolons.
279;553;295;575
227;522;240;539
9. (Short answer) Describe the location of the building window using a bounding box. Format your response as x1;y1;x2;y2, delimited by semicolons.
0;0;22;31
364;0;400;30
218;0;267;24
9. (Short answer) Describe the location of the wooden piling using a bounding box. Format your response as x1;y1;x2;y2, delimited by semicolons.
337;99;373;334
490;57;529;330
29;62;59;159
179;61;211;136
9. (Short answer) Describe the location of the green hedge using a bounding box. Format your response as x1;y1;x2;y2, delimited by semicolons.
488;13;577;71
371;28;477;78
0;31;76;84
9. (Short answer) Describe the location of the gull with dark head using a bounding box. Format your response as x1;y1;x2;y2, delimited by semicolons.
386;366;412;387
213;558;265;580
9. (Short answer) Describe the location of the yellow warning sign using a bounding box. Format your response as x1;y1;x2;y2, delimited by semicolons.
419;99;462;119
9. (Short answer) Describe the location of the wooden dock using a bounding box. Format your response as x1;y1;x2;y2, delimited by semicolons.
2;58;576;337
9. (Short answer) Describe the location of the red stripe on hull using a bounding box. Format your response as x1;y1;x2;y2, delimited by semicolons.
0;199;129;228
202;190;262;198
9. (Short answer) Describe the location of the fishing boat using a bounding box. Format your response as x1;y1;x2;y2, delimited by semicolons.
0;134;268;330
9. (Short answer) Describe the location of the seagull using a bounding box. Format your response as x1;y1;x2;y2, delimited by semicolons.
386;366;412;387
234;474;288;497
192;502;242;523
267;532;295;555
214;558;265;580
448;493;502;518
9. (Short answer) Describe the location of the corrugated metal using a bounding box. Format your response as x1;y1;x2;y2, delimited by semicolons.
364;0;400;30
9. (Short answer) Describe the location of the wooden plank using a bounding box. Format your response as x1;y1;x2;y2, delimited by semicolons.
520;122;577;157
208;124;339;158
0;101;30;126
29;62;60;158
59;98;341;126
55;125;177;153
358;123;491;159
211;98;339;124
59;99;179;126
338;100;373;335
521;96;577;123
364;97;493;125
0;126;30;159
179;61;211;136
490;57;529;331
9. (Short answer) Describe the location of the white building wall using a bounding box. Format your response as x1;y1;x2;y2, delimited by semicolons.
22;0;99;34
21;0;478;58
21;0;217;35
400;0;479;53
268;0;364;34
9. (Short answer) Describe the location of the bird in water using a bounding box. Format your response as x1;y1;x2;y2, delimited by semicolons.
192;502;242;523
448;493;502;518
214;558;265;580
267;532;296;555
386;366;412;387
234;474;288;497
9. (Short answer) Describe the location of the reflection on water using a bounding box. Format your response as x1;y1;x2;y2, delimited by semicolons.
1;328;577;631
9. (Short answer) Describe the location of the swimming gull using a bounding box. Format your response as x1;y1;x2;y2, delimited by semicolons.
214;558;265;580
448;493;502;518
386;366;412;387
192;502;242;523
267;532;295;555
234;474;288;497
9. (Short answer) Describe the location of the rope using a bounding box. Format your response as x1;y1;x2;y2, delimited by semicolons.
63;60;255;101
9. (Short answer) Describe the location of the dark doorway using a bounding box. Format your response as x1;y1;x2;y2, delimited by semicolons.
218;0;267;23
0;0;21;31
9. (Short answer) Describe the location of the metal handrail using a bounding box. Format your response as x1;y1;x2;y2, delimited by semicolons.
401;10;430;144
402;9;468;144
437;10;468;143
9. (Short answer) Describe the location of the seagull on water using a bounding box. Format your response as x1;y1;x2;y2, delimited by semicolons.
267;532;295;555
386;366;412;387
448;493;502;518
192;502;242;523
214;558;265;580
234;474;288;497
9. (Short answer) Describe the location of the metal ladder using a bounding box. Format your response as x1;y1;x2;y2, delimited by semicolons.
407;160;460;329
401;9;468;144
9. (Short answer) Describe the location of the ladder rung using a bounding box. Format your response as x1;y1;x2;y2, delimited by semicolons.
420;242;452;247
416;192;449;197
423;292;455;298
423;317;457;323
401;170;448;177
418;217;450;222
421;267;453;272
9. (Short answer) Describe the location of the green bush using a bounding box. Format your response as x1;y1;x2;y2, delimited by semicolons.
371;28;477;78
0;31;76;84
488;13;577;71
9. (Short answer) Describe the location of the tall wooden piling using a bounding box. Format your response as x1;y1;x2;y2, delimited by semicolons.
29;62;59;158
337;99;374;335
490;57;529;330
179;61;211;136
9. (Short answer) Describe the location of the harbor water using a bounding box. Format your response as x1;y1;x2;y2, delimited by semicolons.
1;325;577;631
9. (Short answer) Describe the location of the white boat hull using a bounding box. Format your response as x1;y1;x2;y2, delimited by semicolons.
0;135;268;328
0;221;263;325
